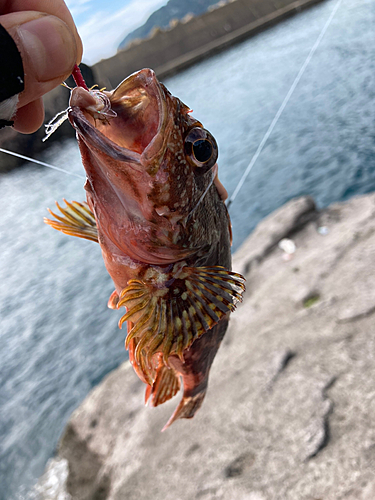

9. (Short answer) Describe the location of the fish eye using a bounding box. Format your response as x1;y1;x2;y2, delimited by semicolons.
184;127;218;174
192;139;212;163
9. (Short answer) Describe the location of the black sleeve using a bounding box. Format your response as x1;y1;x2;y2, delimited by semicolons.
0;23;25;128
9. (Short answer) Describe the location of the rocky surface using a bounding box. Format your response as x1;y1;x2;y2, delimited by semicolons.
38;194;375;499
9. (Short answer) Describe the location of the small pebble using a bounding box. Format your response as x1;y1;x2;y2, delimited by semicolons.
317;226;329;235
278;238;296;254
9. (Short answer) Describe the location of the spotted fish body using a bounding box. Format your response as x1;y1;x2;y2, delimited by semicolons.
46;69;245;429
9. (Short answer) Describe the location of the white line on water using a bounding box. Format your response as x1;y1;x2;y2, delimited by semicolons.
0;147;85;179
226;0;343;209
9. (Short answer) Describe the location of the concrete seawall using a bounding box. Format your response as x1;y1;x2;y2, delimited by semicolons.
93;0;326;88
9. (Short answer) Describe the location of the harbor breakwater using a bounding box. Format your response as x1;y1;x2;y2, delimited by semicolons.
93;0;326;87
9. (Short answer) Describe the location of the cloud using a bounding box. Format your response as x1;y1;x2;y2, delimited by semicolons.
65;0;92;19
73;0;168;65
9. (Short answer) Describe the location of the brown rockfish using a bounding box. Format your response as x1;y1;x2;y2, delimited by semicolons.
45;69;245;430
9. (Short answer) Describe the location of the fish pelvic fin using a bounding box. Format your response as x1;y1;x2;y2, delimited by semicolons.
107;290;119;309
145;361;181;407
118;265;245;383
44;199;98;242
162;390;206;431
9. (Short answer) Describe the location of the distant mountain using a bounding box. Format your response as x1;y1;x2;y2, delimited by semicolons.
118;0;223;50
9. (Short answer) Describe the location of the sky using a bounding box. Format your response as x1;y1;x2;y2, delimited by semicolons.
65;0;168;65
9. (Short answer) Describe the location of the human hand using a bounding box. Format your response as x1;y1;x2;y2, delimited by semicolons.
213;166;228;201
0;0;83;133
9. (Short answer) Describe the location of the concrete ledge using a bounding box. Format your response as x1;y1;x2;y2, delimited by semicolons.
93;0;327;88
155;0;326;78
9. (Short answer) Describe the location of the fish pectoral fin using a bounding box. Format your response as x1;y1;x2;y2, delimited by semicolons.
145;363;181;407
44;199;98;242
118;266;246;380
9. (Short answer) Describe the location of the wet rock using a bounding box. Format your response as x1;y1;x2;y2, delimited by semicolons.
34;458;71;500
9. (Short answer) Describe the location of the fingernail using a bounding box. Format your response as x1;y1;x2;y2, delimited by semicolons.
18;16;76;82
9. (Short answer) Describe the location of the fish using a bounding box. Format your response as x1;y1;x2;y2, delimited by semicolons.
45;68;245;430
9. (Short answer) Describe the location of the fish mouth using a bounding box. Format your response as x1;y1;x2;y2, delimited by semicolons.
68;69;168;171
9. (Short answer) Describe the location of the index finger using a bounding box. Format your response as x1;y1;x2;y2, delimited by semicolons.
1;0;82;62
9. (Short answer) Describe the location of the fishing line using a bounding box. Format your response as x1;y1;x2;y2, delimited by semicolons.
226;0;343;209
0;147;85;179
186;164;218;222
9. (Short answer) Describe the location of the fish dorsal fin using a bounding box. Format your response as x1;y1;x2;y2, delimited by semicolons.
44;199;98;242
117;265;245;380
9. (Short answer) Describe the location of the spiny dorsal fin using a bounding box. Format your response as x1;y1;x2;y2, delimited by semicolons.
44;199;98;242
117;265;245;383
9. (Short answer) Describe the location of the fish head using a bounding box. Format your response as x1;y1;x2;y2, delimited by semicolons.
68;69;219;262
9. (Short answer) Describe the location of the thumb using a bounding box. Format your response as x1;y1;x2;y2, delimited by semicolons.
1;11;81;108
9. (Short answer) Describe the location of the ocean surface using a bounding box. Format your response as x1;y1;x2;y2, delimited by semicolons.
0;0;374;497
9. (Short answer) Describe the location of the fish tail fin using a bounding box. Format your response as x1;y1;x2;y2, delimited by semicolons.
146;364;181;407
161;390;206;432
